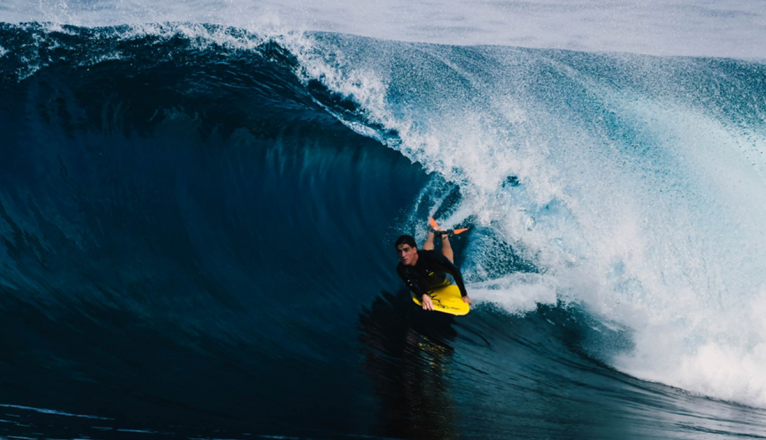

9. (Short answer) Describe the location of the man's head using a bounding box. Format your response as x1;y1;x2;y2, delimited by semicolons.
395;235;418;266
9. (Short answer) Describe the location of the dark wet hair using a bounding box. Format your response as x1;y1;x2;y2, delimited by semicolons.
394;235;417;249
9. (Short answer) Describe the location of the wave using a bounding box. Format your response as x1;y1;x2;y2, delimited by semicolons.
290;29;766;408
2;22;766;439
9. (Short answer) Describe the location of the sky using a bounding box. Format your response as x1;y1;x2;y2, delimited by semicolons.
2;0;765;59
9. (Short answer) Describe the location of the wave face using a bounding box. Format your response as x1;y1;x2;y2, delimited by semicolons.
2;23;766;439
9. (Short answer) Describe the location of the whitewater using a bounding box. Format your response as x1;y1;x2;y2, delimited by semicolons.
2;1;766;439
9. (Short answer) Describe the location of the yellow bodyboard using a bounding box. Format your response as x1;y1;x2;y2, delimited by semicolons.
412;283;470;316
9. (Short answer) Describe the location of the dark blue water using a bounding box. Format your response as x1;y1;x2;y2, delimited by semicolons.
2;23;766;440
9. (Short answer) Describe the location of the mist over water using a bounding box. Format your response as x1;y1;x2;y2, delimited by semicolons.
3;0;766;58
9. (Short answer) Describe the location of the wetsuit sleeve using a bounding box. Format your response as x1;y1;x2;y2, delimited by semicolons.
397;264;425;296
433;254;469;297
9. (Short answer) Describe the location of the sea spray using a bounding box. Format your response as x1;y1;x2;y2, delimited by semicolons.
283;32;766;407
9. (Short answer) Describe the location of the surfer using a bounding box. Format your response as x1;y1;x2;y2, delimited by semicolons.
395;226;472;311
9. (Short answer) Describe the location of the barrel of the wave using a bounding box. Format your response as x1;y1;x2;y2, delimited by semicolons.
410;218;471;316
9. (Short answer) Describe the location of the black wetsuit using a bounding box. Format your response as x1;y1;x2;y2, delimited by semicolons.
397;250;468;298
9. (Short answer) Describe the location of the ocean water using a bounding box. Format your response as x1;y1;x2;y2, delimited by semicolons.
1;3;766;440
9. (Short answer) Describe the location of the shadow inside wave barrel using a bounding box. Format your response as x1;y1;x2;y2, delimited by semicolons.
0;23;435;438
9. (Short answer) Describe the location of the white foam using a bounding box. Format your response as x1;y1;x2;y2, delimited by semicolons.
470;273;559;315
614;287;766;405
280;36;766;408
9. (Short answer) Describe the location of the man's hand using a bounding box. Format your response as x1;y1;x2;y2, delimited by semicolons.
421;294;434;311
462;295;472;305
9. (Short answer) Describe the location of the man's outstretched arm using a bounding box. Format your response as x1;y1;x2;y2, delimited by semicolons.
434;254;471;303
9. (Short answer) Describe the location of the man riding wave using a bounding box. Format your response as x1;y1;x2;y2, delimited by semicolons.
395;225;472;311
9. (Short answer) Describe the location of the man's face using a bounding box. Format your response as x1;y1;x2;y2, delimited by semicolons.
396;243;418;266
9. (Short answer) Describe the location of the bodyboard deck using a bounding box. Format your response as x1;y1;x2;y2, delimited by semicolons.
412;283;470;316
